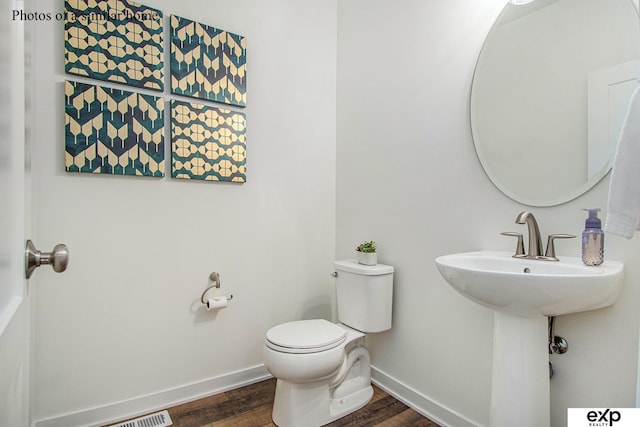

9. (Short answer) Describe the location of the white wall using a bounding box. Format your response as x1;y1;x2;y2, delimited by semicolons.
336;1;640;427
29;0;337;424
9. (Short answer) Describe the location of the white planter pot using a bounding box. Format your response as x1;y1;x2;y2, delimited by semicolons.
356;251;377;266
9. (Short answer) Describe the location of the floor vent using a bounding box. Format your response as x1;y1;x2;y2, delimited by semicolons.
109;410;173;427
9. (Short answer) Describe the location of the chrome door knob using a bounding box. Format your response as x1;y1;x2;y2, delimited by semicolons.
49;244;69;273
25;240;69;279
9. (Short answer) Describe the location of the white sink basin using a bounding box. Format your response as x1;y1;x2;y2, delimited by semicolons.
435;251;624;317
435;250;624;427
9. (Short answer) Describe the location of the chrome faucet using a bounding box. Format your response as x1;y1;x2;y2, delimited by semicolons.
515;211;543;259
502;212;575;261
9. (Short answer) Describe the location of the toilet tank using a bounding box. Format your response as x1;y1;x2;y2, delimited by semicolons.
334;260;394;333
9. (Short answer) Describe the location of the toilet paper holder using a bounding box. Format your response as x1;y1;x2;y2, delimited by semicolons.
200;272;234;305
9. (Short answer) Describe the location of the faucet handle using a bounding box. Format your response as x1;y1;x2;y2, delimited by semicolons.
501;232;525;258
541;234;576;261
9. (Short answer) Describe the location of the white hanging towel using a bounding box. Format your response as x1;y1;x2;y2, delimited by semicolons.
605;85;640;239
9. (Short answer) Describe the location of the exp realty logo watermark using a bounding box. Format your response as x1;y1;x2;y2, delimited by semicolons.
568;408;640;427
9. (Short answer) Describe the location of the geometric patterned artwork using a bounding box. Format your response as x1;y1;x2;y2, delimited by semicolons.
171;100;246;182
170;15;247;107
64;0;164;91
64;80;165;177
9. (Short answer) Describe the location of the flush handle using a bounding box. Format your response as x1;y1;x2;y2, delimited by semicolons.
25;240;69;279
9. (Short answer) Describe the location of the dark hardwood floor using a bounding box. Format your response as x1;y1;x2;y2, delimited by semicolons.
110;378;441;427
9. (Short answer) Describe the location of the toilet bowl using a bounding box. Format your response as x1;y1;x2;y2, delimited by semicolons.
263;319;373;427
263;260;394;427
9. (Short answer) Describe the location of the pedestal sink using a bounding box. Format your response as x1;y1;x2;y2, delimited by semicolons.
435;251;624;427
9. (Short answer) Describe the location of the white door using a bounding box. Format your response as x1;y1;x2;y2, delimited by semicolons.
0;1;30;426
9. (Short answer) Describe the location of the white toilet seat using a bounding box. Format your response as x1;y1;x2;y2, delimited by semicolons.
266;319;347;354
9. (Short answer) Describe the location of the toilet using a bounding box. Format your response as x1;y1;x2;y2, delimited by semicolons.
263;259;394;427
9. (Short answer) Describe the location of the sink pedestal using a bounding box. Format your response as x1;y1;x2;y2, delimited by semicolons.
490;312;549;427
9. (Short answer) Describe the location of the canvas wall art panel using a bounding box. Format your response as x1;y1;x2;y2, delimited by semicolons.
64;0;164;91
65;80;165;177
170;15;247;107
171;100;246;182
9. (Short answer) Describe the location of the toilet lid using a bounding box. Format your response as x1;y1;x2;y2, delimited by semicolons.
266;319;346;354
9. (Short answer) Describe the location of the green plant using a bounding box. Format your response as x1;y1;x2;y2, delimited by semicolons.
356;240;377;253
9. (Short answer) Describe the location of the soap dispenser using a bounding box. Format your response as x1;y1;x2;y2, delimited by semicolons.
582;208;604;266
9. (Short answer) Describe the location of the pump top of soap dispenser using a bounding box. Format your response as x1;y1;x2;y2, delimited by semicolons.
582;208;602;229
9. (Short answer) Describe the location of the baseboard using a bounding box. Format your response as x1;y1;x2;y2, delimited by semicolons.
33;364;481;427
371;366;484;427
32;365;271;427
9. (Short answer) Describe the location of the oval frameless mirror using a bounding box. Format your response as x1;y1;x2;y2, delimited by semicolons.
471;0;640;206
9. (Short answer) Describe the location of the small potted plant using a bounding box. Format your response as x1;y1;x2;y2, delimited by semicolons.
356;240;377;266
